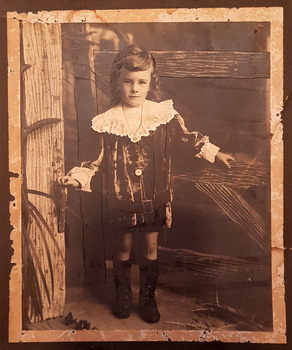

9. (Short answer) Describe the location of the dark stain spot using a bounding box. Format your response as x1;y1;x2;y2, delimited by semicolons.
9;171;19;178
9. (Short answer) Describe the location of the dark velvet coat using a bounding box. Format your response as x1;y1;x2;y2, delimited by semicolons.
69;100;219;233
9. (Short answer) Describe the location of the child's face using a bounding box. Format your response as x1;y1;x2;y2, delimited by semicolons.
118;67;152;108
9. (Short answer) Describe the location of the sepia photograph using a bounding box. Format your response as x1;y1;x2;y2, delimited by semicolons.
7;7;286;343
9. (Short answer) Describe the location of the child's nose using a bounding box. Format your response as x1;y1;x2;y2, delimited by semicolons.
131;83;139;92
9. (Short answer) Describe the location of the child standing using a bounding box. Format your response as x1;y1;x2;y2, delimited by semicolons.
59;44;234;323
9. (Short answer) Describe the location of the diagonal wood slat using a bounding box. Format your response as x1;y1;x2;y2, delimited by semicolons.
195;183;269;250
172;158;269;188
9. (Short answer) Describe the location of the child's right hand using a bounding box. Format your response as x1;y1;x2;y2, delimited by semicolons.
58;176;81;189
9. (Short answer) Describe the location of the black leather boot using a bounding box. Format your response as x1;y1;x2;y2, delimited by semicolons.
113;259;132;319
139;259;160;323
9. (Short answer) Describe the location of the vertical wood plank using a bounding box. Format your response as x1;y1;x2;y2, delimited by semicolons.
62;24;105;285
21;22;65;322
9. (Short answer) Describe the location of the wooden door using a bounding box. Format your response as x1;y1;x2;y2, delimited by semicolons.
21;23;65;323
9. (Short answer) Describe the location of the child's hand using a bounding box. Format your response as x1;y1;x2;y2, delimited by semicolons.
58;176;81;189
216;151;235;169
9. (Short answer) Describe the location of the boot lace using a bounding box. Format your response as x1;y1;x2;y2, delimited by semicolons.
144;284;157;306
116;286;131;308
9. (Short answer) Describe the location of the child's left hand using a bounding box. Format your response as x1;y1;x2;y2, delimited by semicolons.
216;151;235;169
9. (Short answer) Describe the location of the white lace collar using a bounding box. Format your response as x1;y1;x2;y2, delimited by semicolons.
91;99;175;143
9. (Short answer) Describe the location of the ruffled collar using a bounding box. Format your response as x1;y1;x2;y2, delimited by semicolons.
91;99;175;143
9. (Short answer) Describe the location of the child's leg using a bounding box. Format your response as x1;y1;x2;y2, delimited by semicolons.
140;231;159;260
112;231;134;319
114;231;134;261
139;230;160;323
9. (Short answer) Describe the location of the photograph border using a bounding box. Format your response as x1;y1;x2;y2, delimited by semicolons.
7;7;285;343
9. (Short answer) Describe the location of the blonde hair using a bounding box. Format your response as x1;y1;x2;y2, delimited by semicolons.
110;44;161;106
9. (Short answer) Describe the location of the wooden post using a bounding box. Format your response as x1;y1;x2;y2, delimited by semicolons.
21;22;65;322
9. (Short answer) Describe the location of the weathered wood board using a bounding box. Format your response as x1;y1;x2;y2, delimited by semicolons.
21;22;65;322
95;50;270;78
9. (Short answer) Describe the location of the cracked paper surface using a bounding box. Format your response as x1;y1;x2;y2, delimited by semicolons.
8;7;285;343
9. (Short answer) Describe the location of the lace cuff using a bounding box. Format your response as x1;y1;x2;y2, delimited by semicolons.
67;167;96;192
195;141;220;163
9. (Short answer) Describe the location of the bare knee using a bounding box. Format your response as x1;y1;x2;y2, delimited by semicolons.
141;231;158;260
115;231;133;261
145;241;158;256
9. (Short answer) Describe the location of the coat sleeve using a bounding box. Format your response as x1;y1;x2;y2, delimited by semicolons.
67;135;104;192
169;113;220;163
